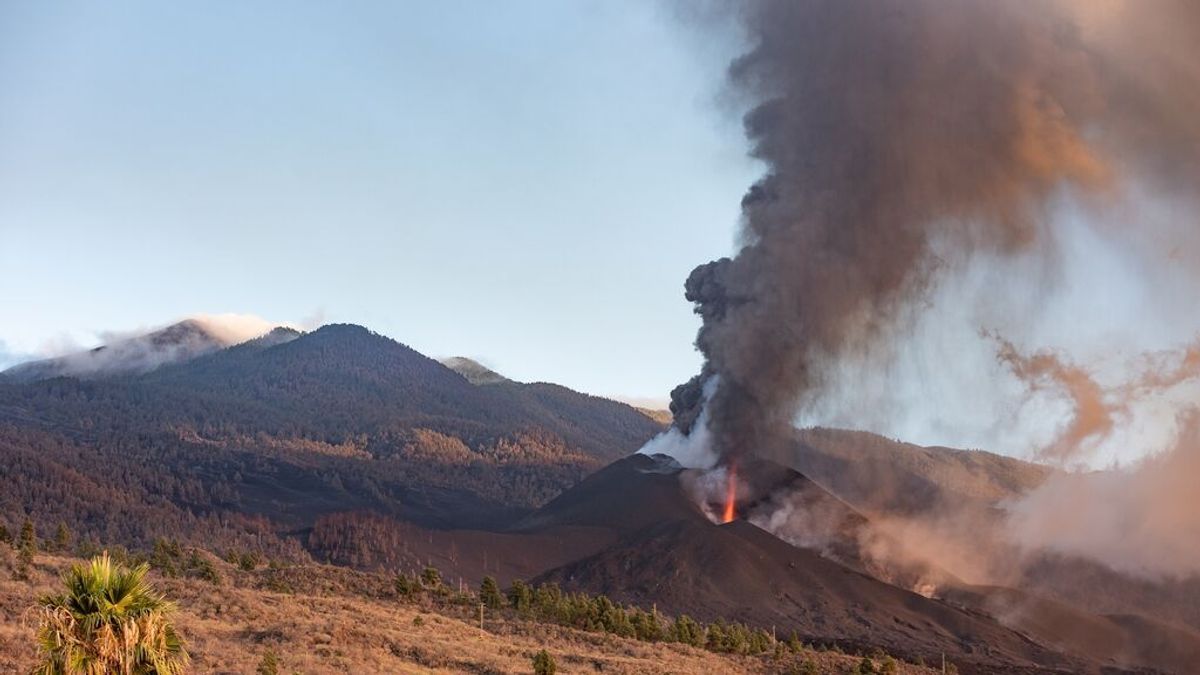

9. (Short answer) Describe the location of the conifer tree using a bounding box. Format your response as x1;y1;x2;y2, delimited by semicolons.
18;518;37;568
479;575;503;609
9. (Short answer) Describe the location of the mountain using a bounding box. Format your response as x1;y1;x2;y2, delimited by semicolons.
441;356;510;385
0;323;663;549
524;454;1082;672
2;319;233;382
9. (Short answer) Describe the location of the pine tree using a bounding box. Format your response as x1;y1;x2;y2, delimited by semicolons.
479;576;503;609
532;649;556;675
53;523;72;553
507;579;532;613
669;614;705;647
18;518;37;567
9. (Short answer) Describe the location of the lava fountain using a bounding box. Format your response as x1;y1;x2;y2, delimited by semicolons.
721;462;737;523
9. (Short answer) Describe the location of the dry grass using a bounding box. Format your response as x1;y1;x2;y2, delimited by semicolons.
1;552;937;674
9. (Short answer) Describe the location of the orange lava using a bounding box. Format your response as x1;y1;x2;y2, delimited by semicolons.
721;463;737;523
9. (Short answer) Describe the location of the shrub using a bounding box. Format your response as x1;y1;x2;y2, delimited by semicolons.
186;550;221;584
420;565;442;588
857;656;876;674
532;649;556;675
879;655;898;674
256;648;280;675
32;553;188;674
395;573;417;597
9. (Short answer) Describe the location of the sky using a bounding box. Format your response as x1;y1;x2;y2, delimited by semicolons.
0;0;758;403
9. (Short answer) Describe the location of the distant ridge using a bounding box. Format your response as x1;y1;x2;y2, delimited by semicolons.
3;319;247;382
0;316;297;383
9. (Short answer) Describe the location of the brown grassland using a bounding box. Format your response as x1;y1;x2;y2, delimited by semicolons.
0;548;938;674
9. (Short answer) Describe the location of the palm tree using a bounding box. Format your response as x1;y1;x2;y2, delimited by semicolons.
32;553;188;674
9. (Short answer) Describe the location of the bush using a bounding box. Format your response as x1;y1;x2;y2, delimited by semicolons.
256;648;279;675
32;553;188;674
395;573;417;597
532;649;556;675
420;565;442;588
879;655;898;674
857;656;876;674
186;550;221;584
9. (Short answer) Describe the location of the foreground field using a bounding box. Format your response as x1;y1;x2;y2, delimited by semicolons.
0;551;936;674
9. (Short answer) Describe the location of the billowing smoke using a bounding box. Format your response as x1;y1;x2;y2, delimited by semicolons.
1009;412;1200;578
668;0;1200;476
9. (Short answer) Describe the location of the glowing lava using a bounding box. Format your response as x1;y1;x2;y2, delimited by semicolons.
721;463;737;523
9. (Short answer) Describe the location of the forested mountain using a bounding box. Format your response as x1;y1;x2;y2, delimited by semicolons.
0;323;662;554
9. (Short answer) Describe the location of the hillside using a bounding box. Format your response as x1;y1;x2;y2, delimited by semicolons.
789;428;1052;518
0;551;936;675
0;324;662;550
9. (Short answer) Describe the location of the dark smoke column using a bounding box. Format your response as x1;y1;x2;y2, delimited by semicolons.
670;0;1200;465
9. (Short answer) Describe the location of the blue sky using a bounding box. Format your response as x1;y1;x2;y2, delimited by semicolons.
0;1;759;402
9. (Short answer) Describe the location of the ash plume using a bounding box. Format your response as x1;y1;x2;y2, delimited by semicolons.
671;0;1200;470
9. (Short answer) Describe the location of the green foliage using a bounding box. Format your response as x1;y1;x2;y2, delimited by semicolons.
668;614;705;647
0;523;10;546
32;553;188;674
507;579;532;613
394;573;417;597
532;649;556;675
412;615;425;627
857;656;876;674
53;523;72;553
787;631;804;653
630;607;664;642
879;655;898;674
151;538;182;577
256;648;280;675
19;518;37;563
420;565;442;588
479;576;504;609
186;550;221;584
